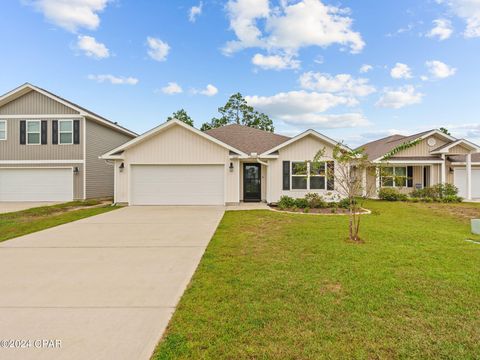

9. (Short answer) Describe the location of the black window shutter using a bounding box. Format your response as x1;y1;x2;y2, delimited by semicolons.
327;161;335;190
41;120;47;145
407;166;414;188
52;120;58;144
20;120;26;145
282;161;290;190
73;120;80;144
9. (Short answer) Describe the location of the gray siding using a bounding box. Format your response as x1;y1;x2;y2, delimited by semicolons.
0;90;79;115
0;118;83;160
85;120;134;199
0;163;84;200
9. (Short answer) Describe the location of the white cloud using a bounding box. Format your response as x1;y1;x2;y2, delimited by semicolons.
279;113;370;129
390;63;413;79
359;64;373;73
87;74;138;85
299;72;376;97
425;60;457;79
147;37;170;62
252;53;300;70
192;84;219;96
437;0;480;37
76;35;109;59
224;0;364;55
376;85;424;109
161;82;183;95
27;0;110;32
448;123;480;143
427;19;453;40
189;2;203;22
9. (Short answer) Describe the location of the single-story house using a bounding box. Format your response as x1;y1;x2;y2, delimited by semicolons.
360;129;480;200
101;119;349;205
0;83;137;201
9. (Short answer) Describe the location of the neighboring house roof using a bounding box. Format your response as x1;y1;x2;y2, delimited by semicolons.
0;83;137;137
101;119;249;159
205;124;290;155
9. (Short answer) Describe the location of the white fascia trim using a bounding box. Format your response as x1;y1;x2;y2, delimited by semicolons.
419;129;457;142
372;160;444;164
0;160;84;164
450;162;480;166
430;139;480;154
0;83;137;137
259;129;349;157
100;119;248;159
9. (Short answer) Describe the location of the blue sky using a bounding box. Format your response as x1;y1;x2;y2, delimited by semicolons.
1;0;479;146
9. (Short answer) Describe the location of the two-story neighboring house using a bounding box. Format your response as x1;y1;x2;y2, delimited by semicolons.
0;83;136;202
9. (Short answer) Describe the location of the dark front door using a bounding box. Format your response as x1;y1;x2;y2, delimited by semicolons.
243;163;261;202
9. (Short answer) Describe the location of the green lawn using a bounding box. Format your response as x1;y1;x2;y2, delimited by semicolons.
154;200;480;359
0;200;118;243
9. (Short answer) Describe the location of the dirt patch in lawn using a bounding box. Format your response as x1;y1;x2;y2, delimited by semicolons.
269;206;370;215
416;202;480;222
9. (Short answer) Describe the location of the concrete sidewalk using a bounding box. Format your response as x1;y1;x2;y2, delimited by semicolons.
0;206;225;360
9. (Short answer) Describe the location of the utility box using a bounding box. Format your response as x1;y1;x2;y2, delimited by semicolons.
472;219;480;235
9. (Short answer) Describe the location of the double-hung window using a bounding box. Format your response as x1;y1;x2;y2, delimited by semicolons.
381;166;407;187
291;161;329;190
26;120;41;145
59;120;73;144
0;120;6;140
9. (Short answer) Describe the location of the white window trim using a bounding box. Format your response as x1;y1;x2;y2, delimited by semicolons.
58;119;74;145
0;120;6;141
291;161;328;191
26;120;41;145
381;166;408;188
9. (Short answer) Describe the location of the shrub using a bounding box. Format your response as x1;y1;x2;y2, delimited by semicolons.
294;198;309;209
304;207;310;213
378;188;408;201
442;195;463;203
338;197;357;209
411;184;459;200
278;196;295;209
305;193;327;208
423;197;434;203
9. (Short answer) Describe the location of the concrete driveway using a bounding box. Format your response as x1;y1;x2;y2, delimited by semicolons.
0;202;60;214
0;206;225;360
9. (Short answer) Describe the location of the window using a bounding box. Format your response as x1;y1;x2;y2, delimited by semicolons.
26;120;40;145
381;166;407;187
291;161;330;190
58;120;73;144
0;120;6;140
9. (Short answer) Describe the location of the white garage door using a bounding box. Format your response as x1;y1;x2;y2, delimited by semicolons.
131;165;225;205
0;168;73;202
454;168;480;198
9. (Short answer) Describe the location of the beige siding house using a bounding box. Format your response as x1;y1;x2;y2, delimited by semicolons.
0;83;136;201
360;129;480;200
101;119;348;205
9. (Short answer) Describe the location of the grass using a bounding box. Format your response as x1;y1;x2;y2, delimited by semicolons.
0;200;118;243
154;200;480;359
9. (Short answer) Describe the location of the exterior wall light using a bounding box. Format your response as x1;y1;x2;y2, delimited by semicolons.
73;167;79;175
229;162;234;172
119;162;125;172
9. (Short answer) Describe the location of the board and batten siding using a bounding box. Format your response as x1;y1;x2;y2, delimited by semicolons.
394;134;448;157
85;120;134;199
0;163;84;199
267;134;340;203
114;124;239;204
0;90;79;115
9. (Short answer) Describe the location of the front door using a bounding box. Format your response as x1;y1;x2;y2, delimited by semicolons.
243;163;261;202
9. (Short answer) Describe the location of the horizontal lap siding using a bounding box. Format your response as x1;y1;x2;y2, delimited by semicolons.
0;90;79;115
85;120;134;199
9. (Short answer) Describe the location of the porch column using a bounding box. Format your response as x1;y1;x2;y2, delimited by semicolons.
467;153;472;200
441;154;446;184
362;167;367;197
375;167;381;196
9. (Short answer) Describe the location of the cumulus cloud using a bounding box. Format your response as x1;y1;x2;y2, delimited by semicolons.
448;123;480;143
26;0;111;32
425;60;457;79
299;72;376;97
192;84;219;96
359;64;373;73
87;74;138;85
161;82;183;95
189;2;203;22
252;53;300;70
427;18;453;40
437;0;480;37
147;37;170;62
376;85;424;109
390;63;413;79
224;0;365;56
278;113;370;129
76;35;109;59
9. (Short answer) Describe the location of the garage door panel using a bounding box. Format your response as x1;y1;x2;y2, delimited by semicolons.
454;169;480;198
131;165;224;205
0;168;73;202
